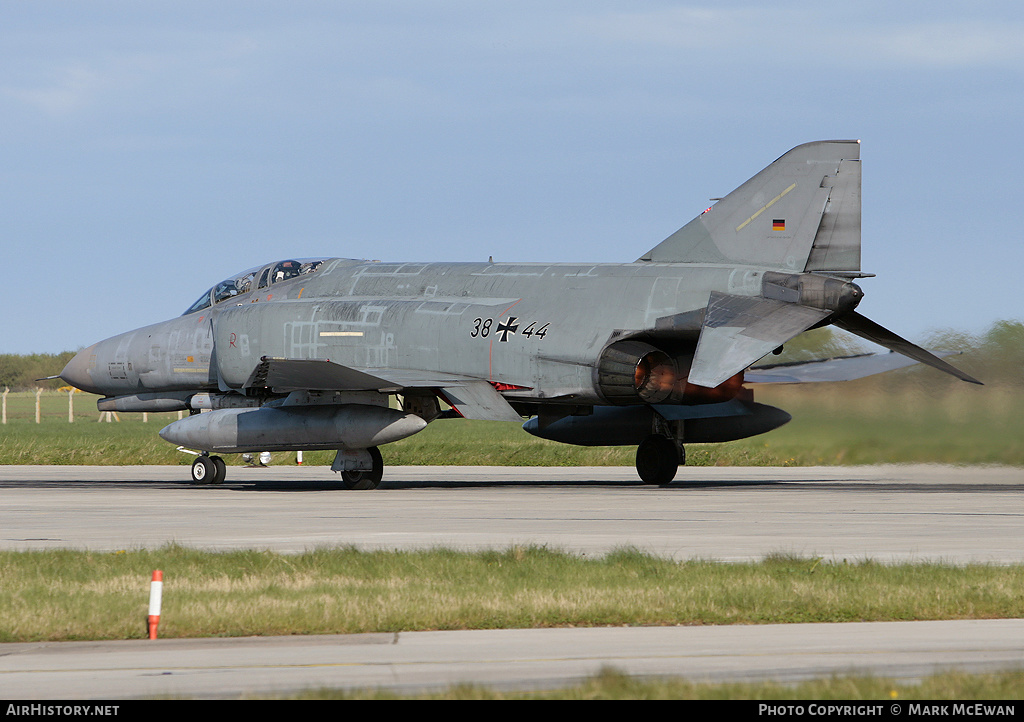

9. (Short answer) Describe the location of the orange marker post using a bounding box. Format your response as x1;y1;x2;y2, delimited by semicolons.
148;570;163;639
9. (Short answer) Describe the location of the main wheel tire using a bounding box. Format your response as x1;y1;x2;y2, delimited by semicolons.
210;456;227;485
341;447;384;490
635;435;679;486
191;456;216;485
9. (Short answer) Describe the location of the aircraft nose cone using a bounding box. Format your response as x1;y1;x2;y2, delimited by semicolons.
60;344;101;394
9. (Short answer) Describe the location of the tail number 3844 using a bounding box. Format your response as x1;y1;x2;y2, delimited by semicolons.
470;317;549;341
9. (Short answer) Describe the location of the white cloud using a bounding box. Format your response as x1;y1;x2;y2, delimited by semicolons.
1;63;105;116
577;6;765;50
0;25;263;122
576;6;1024;71
871;21;1024;68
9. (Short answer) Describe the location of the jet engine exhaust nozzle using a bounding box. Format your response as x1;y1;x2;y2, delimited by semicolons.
597;340;677;405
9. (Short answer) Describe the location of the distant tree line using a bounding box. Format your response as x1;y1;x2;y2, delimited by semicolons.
920;319;1024;388
0;352;77;391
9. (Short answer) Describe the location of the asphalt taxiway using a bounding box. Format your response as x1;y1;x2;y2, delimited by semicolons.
1;464;1021;698
4;620;1023;699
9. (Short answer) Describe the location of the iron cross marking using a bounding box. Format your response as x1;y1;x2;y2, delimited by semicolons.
495;316;519;342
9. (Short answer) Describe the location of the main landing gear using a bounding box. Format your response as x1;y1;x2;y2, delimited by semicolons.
191;454;226;485
339;447;384;490
635;435;685;486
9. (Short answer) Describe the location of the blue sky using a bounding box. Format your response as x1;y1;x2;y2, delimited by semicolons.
3;1;1022;354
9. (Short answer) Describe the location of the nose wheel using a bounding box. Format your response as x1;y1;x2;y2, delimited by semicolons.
191;455;227;485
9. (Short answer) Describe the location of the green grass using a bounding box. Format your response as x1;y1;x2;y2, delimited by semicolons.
3;547;1021;701
1;384;1021;466
2;547;1023;643
735;382;1024;466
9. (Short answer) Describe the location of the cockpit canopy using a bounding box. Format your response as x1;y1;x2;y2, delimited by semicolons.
183;258;327;315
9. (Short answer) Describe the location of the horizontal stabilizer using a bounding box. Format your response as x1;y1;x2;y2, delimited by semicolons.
688;293;830;388
834;312;982;385
746;351;935;383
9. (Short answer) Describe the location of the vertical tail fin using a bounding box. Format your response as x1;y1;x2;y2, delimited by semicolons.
638;140;862;274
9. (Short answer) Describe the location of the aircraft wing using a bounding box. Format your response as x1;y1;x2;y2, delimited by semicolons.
687;293;831;388
244;357;523;422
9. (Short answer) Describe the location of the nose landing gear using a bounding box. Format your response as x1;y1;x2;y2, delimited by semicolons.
191;454;226;485
338;447;384;490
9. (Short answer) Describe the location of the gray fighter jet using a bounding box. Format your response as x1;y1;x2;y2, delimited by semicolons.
59;140;979;487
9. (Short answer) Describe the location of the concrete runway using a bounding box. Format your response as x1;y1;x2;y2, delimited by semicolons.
1;464;1021;562
1;464;1022;698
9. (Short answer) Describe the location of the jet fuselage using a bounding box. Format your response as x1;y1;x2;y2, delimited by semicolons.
62;258;780;406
